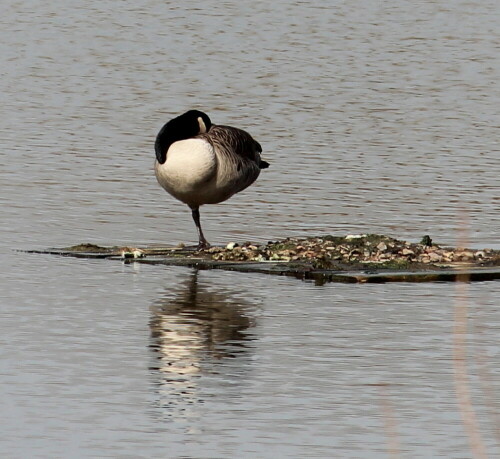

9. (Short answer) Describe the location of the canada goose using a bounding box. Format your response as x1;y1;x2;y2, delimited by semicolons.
154;110;269;249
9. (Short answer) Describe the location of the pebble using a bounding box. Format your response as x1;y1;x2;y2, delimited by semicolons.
186;235;500;267
377;242;388;252
121;248;145;259
346;234;366;240
455;251;475;261
427;252;442;262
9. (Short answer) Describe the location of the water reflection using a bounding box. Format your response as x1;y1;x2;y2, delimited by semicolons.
149;270;256;417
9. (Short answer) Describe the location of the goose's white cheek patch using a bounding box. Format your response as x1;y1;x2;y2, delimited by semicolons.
197;117;207;133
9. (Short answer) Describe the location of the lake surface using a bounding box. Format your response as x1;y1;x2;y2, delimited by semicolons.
1;0;499;457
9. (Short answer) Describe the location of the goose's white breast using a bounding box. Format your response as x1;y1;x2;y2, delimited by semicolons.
155;138;216;206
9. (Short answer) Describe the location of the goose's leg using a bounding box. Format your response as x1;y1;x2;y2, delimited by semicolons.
191;207;210;250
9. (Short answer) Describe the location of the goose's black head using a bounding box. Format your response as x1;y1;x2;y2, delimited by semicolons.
155;110;212;164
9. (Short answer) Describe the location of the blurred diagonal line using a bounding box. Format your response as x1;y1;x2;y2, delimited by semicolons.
378;384;402;458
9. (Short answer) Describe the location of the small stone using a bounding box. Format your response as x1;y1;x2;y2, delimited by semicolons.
402;248;415;256
226;242;238;250
121;248;145;259
348;249;361;259
455;250;475;261
428;252;442;262
442;251;454;261
345;234;366;240
377;242;388;252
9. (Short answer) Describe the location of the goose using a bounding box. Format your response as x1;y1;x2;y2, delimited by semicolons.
154;110;269;249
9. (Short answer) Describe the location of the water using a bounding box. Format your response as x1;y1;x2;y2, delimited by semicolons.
1;0;499;457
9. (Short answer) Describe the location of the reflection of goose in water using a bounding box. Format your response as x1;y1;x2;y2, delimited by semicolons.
149;270;257;415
